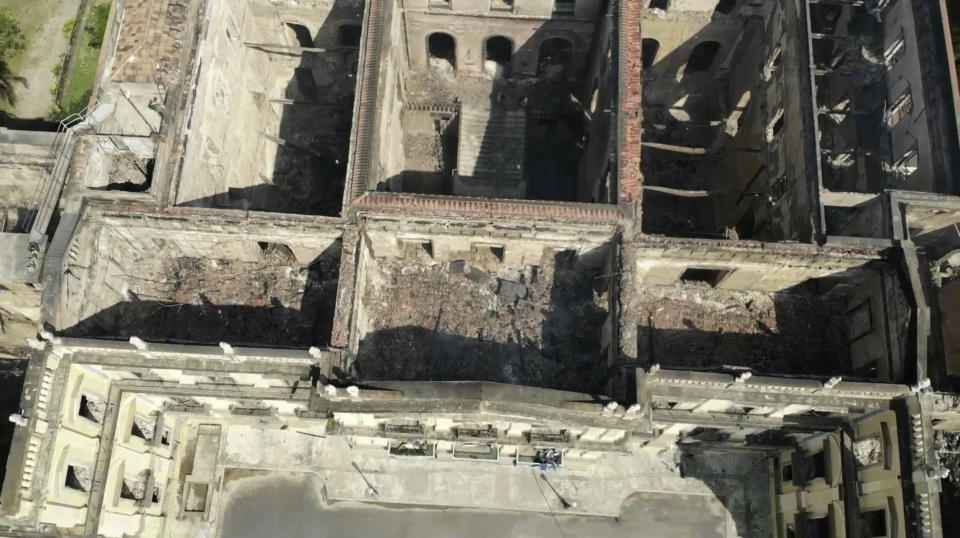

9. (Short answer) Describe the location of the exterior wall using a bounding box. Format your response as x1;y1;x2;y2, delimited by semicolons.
773;432;845;537
854;410;907;538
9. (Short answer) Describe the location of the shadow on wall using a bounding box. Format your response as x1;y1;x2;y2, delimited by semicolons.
634;264;912;381
0;360;26;490
353;250;612;393
60;242;342;348
180;4;362;215
639;1;817;242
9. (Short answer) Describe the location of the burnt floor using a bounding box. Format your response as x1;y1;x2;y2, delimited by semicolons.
355;247;610;392
64;243;341;347
636;280;852;376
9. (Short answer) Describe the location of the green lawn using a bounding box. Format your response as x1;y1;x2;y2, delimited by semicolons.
53;2;110;119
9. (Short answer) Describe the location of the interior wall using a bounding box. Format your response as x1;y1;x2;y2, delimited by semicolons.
640;0;818;242
815;0;960;198
577;2;618;203
176;0;361;213
368;0;405;190
177;0;276;207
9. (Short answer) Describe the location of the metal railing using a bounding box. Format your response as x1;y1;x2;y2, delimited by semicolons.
18;100;100;240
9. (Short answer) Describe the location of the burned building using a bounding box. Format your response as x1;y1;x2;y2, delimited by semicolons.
0;0;959;536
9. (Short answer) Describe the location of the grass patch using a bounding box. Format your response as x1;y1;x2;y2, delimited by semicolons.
62;18;74;40
52;2;110;120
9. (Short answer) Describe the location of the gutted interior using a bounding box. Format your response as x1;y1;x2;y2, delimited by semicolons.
628;239;912;382
175;0;363;215
351;226;618;392
640;0;819;242
366;0;620;203
54;213;343;347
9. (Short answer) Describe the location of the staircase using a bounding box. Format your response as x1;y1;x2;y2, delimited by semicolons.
455;107;527;198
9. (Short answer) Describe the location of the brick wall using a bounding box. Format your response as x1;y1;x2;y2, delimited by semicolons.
617;0;643;205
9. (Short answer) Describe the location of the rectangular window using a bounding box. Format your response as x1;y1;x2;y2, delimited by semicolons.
491;0;514;11
781;462;793;483
861;509;887;537
680;268;729;287
65;464;91;492
894;149;919;177
888;89;912;127
884;31;906;67
78;394;104;424
807;451;826;479
554;0;576;15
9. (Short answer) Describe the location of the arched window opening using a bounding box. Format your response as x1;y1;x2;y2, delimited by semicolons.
286;23;313;48
686;41;721;73
337;24;361;48
428;32;456;69
649;0;670;10
485;36;513;77
714;0;737;15
641;38;660;70
485;36;513;65
538;37;573;78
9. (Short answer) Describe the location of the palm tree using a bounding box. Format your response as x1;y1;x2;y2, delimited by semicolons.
0;59;25;107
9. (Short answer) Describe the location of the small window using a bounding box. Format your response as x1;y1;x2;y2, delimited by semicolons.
807;451;826;479
78;394;104;424
151;487;161;504
680;268;728;286
803;517;831;538
686;41;721;72
781;463;793;482
554;0;576;15
764;46;782;80
884;31;906;67
642;38;660;70
767;109;785;141
861;509;887;538
888;89;912;127
120;478;144;501
894;149;919;177
65;464;91;492
337;24;361;48
491;0;514;10
649;0;670;9
160;429;171;446
714;0;737;14
772;114;784;136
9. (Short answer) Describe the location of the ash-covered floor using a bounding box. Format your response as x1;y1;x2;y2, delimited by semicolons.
355;247;610;392
65;244;340;346
636;281;851;376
